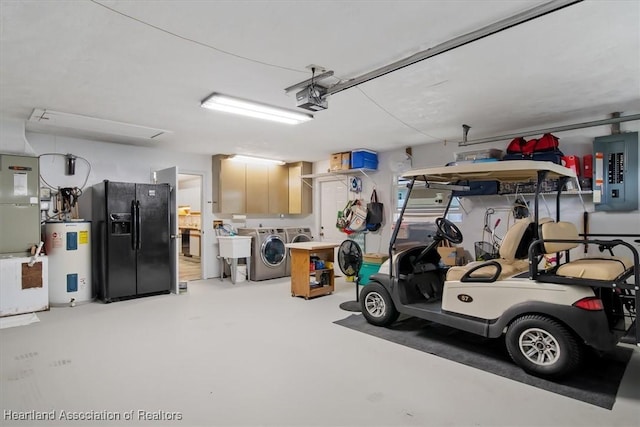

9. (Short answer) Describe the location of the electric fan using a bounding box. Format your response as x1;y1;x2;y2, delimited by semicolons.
338;239;364;312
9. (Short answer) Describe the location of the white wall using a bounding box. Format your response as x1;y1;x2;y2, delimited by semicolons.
178;178;202;211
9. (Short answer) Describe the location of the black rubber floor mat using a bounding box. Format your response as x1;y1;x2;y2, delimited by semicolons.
334;314;633;409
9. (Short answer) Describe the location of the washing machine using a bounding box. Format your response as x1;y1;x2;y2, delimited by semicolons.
237;228;287;280
284;227;314;276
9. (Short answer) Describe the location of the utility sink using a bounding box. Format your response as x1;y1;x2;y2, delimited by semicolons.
217;236;252;258
217;236;252;284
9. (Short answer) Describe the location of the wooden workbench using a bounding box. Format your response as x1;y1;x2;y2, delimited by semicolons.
286;242;340;299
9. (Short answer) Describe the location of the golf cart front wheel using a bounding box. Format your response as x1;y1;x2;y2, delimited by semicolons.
505;314;582;378
360;282;399;326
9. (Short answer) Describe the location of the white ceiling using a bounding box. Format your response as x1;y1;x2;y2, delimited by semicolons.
1;0;639;162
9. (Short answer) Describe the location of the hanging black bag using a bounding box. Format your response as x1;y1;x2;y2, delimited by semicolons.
366;189;384;232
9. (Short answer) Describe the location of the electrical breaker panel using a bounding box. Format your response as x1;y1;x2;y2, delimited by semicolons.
593;132;638;211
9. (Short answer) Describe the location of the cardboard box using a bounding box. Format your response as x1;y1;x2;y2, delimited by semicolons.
330;153;342;172
341;152;351;170
363;253;389;264
437;247;464;266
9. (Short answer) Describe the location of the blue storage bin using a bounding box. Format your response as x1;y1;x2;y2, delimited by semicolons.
351;149;378;170
472;158;500;163
359;261;380;285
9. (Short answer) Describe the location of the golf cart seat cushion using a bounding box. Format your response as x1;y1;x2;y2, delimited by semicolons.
498;218;535;263
539;221;580;253
540;221;633;280
445;218;533;282
446;258;529;281
556;257;633;281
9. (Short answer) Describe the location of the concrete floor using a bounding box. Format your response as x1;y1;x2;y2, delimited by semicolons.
1;277;638;426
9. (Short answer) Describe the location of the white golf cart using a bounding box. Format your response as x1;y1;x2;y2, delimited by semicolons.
361;160;638;378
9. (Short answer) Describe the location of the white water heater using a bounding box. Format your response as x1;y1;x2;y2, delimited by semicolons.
45;221;92;306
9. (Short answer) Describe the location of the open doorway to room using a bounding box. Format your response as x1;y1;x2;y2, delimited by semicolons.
178;173;203;281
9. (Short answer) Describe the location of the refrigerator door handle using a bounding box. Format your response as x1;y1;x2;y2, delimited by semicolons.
136;200;141;250
131;200;137;251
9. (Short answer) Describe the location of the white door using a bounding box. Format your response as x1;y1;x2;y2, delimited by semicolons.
155;167;179;294
319;179;349;243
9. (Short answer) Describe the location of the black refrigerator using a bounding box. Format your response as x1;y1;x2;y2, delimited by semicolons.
92;181;171;302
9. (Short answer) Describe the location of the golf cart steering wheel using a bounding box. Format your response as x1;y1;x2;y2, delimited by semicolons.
413;217;464;266
436;217;463;244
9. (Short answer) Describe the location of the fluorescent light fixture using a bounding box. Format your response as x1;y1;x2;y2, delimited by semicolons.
201;93;313;125
229;155;285;165
28;109;169;139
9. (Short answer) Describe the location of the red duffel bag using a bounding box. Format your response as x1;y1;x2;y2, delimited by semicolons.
506;133;559;155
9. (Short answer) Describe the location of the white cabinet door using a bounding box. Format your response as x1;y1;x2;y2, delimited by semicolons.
190;231;201;257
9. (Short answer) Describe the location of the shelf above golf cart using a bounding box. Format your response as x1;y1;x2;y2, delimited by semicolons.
455;190;593;197
401;161;590;213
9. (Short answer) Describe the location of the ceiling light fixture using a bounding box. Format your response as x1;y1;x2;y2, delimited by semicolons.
201;93;313;125
229;155;285;166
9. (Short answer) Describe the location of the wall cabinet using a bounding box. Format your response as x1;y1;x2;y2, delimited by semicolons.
212;155;246;214
212;155;292;214
246;164;269;213
244;163;289;214
268;164;289;214
288;161;312;214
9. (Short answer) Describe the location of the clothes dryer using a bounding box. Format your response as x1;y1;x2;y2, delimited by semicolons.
238;228;287;280
284;227;314;276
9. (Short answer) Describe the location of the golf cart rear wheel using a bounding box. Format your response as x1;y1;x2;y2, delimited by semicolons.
506;314;582;378
360;282;399;326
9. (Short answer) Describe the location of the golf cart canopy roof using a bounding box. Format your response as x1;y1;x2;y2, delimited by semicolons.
401;160;577;183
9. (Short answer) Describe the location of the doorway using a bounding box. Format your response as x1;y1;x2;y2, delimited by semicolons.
178;173;203;281
319;179;349;243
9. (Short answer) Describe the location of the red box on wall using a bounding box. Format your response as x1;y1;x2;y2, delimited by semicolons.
562;156;581;176
582;154;593;178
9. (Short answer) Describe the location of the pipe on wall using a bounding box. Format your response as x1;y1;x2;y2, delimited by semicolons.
457;113;640;147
